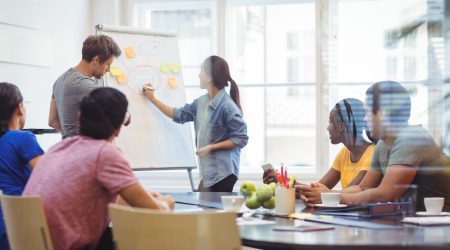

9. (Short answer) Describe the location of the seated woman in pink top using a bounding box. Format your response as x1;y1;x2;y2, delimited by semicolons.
24;87;174;250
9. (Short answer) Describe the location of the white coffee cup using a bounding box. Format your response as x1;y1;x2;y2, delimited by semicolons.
221;196;244;212
321;192;341;206
424;197;444;215
275;186;296;215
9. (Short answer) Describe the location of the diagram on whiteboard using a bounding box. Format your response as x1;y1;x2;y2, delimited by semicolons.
102;30;196;170
107;40;181;100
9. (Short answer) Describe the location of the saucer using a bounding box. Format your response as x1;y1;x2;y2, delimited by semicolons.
315;203;348;208
416;211;449;216
221;207;251;216
219;209;244;216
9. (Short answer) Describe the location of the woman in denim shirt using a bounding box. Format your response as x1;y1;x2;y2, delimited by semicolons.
144;56;248;192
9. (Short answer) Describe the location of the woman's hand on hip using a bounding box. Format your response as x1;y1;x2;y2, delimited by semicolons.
196;144;215;156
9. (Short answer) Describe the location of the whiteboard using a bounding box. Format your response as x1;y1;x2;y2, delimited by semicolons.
98;25;196;170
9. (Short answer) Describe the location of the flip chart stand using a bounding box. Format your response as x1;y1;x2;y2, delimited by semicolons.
133;167;197;191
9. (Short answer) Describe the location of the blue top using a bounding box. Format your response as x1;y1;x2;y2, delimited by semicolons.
173;89;248;187
0;130;44;248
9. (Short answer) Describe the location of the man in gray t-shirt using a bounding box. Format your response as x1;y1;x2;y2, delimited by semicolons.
372;125;450;211
49;35;121;138
51;69;98;138
338;81;450;211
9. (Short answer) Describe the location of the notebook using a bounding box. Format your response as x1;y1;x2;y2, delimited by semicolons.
305;217;403;229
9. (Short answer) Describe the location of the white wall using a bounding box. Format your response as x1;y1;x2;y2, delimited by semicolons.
0;0;126;149
0;0;91;129
91;0;122;28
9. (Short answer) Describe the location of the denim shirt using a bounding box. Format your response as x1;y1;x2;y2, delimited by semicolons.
173;89;248;187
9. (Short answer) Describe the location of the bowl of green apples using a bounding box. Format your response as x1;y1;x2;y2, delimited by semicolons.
240;181;276;212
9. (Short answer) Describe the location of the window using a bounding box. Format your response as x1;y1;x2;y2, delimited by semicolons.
287;32;299;50
131;0;446;175
287;58;299;83
404;56;417;81
229;1;316;168
327;0;444;161
386;57;398;80
133;1;216;86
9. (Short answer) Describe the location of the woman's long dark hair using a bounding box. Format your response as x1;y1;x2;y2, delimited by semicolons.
333;98;374;145
203;55;242;112
0;82;23;138
79;87;128;140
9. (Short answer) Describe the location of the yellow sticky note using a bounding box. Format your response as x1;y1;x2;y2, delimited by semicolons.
110;67;122;76
167;77;178;88
116;73;128;84
160;63;171;74
124;47;136;58
170;63;181;73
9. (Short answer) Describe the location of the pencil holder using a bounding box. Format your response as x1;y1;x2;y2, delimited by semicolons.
275;186;296;215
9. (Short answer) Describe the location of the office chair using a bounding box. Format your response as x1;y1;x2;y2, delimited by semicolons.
109;203;242;250
1;194;53;250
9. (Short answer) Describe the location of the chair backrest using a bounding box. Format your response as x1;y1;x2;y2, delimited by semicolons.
0;194;53;250
108;204;242;250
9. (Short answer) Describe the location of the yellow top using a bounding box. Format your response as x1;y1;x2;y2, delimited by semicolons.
331;144;375;188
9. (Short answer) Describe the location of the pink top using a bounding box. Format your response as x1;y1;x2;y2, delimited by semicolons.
24;136;138;250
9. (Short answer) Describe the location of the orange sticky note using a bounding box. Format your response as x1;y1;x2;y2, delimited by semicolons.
124;47;136;58
167;77;178;88
116;74;128;84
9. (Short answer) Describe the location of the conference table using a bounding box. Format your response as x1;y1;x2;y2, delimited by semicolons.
166;192;450;250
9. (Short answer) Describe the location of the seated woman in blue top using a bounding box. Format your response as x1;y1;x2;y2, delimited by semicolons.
144;56;249;192
0;82;44;250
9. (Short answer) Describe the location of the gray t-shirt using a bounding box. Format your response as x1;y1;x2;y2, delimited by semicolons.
371;125;450;211
52;68;98;139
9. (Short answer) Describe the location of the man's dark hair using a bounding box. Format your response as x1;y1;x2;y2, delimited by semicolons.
366;81;411;124
82;35;121;63
79;88;128;140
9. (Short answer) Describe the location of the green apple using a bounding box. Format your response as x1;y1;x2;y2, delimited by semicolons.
262;196;275;209
256;184;274;202
269;182;277;192
240;180;256;196
245;193;262;209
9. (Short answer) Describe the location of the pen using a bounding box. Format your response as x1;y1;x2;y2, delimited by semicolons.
275;171;284;187
284;166;288;186
281;165;284;180
281;163;288;187
290;176;296;188
143;84;154;91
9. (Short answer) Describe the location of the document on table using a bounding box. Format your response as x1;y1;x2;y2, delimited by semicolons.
289;213;332;220
236;217;276;226
273;225;335;232
402;217;450;226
